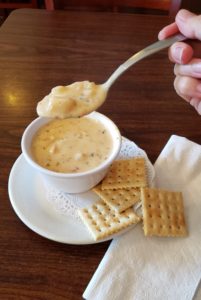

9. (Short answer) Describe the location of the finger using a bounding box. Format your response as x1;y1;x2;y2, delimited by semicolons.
176;90;201;115
158;22;178;40
189;98;201;115
174;58;201;78
175;88;191;103
176;9;201;40
168;42;194;64
174;75;201;99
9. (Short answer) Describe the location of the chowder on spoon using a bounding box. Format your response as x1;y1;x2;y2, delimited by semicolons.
37;81;106;119
36;34;186;119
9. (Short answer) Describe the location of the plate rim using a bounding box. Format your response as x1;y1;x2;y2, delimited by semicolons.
8;154;137;245
8;154;105;244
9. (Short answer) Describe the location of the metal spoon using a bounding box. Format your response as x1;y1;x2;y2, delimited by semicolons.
102;33;186;91
37;34;186;119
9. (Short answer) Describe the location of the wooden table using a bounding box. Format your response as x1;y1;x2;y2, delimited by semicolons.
0;8;200;300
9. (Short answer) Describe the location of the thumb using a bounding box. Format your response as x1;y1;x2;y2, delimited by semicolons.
176;9;201;40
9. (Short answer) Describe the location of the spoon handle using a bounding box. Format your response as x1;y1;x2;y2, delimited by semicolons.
103;34;186;90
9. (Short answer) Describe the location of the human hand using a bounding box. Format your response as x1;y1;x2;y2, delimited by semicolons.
158;9;201;115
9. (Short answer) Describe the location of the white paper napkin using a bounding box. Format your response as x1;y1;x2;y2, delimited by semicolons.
83;135;201;300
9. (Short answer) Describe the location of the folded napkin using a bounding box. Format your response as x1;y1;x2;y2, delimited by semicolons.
83;135;201;300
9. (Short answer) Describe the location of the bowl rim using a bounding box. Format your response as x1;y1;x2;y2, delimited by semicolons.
21;112;121;178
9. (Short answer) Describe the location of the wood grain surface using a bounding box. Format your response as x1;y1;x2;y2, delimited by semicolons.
0;8;200;300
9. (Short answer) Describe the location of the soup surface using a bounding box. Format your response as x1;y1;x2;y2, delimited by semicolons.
36;81;106;119
31;117;113;173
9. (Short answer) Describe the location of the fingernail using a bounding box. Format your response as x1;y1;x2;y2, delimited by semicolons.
192;63;201;73
173;46;183;62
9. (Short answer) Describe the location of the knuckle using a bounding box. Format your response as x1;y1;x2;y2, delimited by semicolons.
175;76;190;95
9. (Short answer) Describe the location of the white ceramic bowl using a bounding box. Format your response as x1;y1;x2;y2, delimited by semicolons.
21;112;121;193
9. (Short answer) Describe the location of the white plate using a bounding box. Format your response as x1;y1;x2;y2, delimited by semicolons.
8;154;141;244
8;137;155;245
